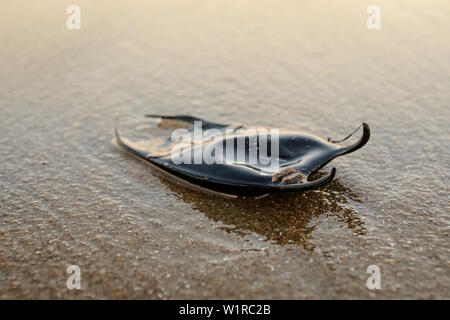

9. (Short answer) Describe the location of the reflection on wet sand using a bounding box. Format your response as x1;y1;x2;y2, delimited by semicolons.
160;174;366;249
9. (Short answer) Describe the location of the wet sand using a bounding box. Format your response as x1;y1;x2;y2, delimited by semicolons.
0;0;449;299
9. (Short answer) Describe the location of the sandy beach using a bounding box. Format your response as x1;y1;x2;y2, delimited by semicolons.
0;0;449;299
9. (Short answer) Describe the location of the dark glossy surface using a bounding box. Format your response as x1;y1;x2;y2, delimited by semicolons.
115;115;370;196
